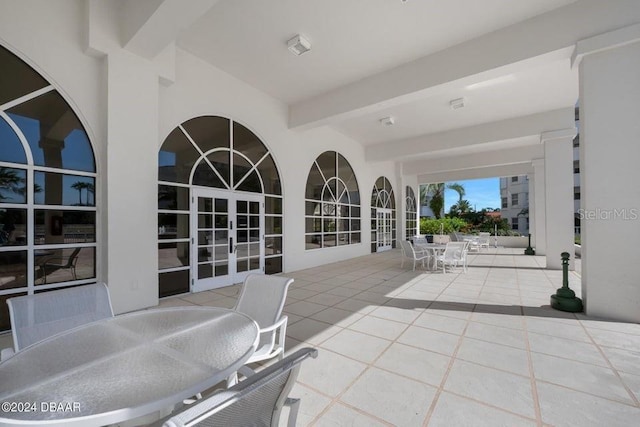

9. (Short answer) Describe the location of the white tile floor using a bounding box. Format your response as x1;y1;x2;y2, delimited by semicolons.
158;247;640;426
2;247;636;426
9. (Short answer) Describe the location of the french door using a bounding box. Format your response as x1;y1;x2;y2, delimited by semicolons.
376;208;393;252
191;188;264;292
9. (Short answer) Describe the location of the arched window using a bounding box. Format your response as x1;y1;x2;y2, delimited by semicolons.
158;117;283;297
0;45;98;331
304;152;360;249
406;186;417;240
370;177;395;252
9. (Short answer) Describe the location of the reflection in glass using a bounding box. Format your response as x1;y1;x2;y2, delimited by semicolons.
0;117;27;164
266;197;282;215
35;247;95;285
0;250;27;289
158;127;200;183
34;172;95;206
265;216;282;234
0;208;27;246
158;185;189;210
158;242;189;269
7;91;95;172
236;170;262;193
256;155;281;195
159;270;189;298
207;151;230;188
265;256;282;275
265;237;282;255
192;160;225;189
35;210;95;245
0;167;27;204
316;152;336;181
233;122;268;164
182;116;230;154
158;213;189;240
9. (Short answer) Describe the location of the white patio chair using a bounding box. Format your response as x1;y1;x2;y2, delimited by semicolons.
478;232;491;250
399;240;430;271
162;348;318;427
2;283;113;360
436;242;468;273
229;273;294;384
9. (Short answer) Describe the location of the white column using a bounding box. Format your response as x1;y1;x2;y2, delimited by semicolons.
105;50;159;313
531;159;546;255
576;25;640;322
543;129;576;270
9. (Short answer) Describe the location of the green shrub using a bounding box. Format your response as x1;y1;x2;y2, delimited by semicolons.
420;217;467;234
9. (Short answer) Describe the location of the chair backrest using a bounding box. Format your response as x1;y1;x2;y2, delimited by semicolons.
399;240;416;259
62;247;82;268
443;242;466;261
234;274;293;348
7;283;114;351
163;348;319;427
413;236;427;245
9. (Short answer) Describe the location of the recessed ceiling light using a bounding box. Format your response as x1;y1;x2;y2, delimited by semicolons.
287;34;311;56
450;98;465;110
379;116;395;126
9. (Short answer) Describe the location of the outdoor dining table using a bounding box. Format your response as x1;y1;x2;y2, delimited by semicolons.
414;243;447;270
0;306;259;426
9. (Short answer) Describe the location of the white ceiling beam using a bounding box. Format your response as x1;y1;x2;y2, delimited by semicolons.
366;108;573;162
418;164;533;184
289;0;640;130
121;0;220;59
404;145;544;176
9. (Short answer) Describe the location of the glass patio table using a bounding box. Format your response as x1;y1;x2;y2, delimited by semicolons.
0;306;259;426
414;243;447;270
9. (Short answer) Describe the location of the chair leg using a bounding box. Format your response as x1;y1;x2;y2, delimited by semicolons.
285;397;301;427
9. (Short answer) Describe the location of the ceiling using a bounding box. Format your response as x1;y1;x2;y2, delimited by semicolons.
176;0;580;155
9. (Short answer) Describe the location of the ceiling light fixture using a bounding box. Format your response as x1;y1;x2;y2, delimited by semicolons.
450;98;465;110
287;34;311;56
379;116;395;126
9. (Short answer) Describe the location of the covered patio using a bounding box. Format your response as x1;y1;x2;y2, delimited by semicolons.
156;249;640;426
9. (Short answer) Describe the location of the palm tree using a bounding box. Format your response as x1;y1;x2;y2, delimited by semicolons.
449;199;473;217
71;181;86;205
86;183;95;205
420;182;466;219
0;167;23;201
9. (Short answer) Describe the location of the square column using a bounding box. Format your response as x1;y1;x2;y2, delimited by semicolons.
527;173;536;247
105;50;160;313
577;27;640;322
542;129;576;270
531;159;546;255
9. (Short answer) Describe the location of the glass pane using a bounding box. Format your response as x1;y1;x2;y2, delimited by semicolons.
237;230;248;243
237;259;248;273
158;213;189;240
338;233;350;246
352;207;360;217
324;178;337;202
305;235;321;250
215;198;228;212
35;247;95;285
375;176;385;190
198;198;212;212
198;246;212;262
323;234;337;247
0;167;27;204
338;154;359;204
35;210;96;245
265;237;282;256
0;117;27;164
158;242;189;269
323;218;336;233
237;200;247;213
316;152;336;182
215;263;228;277
249;257;260;271
198;231;212;245
182;116;230;154
233;153;254;189
305;217;321;233
198;214;212;229
207;151;230;188
249;201;259;214
198;264;213;279
215;215;228;228
237;215;248;229
249;216;259;228
215;246;228;260
265;216;282;234
266;197;282;215
249;230;259;242
351;219;361;231
7;91;95;172
233;122;268;163
236;170;262;193
305;163;324;199
256;154;281;195
305;201;320;216
0;208;27;246
34;172;95;206
0;45;49;106
0;250;27;289
158;127;200;184
265;256;282;274
159;269;189;298
351;232;361;244
371;188;379;207
339;205;349;217
237;243;248;258
214;230;228;244
192;160;225;188
158;185;189;210
388;189;396;209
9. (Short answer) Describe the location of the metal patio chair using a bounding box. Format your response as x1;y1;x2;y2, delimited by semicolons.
163;348;319;427
399;240;430;271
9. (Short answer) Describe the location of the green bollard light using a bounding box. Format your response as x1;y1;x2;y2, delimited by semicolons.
524;234;535;255
550;252;583;312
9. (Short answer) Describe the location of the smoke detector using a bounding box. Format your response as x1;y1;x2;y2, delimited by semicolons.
379;116;395;126
287;34;312;56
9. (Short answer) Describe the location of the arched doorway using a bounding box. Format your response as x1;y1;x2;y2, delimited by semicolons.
157;117;283;297
371;177;395;252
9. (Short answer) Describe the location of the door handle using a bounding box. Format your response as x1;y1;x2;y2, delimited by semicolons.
229;237;233;254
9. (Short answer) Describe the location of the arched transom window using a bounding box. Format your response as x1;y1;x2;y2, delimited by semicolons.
406;186;417;240
157;117;283;297
0;45;98;331
304;151;361;249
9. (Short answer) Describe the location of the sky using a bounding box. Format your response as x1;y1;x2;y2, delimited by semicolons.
443;178;500;212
